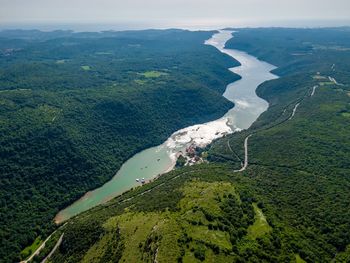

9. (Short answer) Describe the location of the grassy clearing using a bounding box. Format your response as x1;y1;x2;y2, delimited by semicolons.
20;236;42;260
134;79;147;85
138;71;169;78
155;216;183;263
295;254;306;263
0;88;31;93
22;104;61;124
56;59;66;64
81;180;237;262
312;44;350;51
319;81;334;86
81;65;91;71
115;212;164;262
179;180;236;216
82;212;165;263
247;203;272;239
189;225;232;250
312;75;327;80
95;52;113;55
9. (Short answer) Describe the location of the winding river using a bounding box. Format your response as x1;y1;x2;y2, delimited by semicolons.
55;30;278;224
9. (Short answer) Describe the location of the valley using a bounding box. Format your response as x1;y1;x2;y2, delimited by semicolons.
1;27;350;263
54;30;277;224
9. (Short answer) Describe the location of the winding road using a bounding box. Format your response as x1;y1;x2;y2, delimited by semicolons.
233;135;252;172
311;85;317;96
42;234;64;263
20;231;57;263
232;84;319;173
289;103;300;120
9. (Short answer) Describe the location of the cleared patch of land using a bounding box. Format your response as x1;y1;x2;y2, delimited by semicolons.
20;237;42;260
138;71;169;78
77;180;240;262
295;254;306;263
134;79;148;85
95;52;113;55
247;203;272;239
81;65;91;70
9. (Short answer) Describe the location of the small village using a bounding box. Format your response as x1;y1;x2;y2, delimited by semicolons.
176;143;207;167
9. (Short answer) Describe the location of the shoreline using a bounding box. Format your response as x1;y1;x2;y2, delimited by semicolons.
54;152;177;225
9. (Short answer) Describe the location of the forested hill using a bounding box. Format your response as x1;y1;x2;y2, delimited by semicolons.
225;27;350;77
43;28;350;263
0;29;240;262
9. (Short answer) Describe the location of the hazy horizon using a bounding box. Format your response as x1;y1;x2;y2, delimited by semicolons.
1;19;350;32
1;0;350;31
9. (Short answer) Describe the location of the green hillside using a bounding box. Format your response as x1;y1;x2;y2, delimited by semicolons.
40;28;350;263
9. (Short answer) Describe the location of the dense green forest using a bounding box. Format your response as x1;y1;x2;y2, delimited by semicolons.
0;29;241;262
42;28;350;262
225;27;350;78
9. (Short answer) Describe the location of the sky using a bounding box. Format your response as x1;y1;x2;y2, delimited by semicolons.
1;0;350;30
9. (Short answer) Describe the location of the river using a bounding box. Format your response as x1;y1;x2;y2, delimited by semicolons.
54;30;278;224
